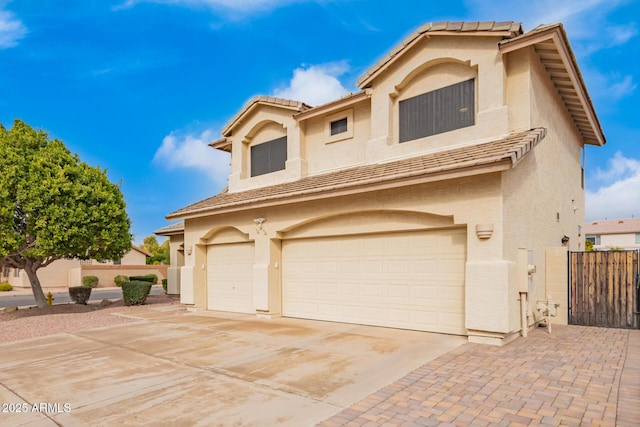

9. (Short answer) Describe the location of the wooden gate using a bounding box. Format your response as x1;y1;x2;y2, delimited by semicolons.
569;250;639;328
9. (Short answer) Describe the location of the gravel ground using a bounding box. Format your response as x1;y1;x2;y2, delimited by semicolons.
0;294;184;344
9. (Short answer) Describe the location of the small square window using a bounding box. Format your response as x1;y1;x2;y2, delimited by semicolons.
324;109;354;143
330;117;348;135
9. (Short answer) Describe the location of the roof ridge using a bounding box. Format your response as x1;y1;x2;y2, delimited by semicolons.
357;21;523;88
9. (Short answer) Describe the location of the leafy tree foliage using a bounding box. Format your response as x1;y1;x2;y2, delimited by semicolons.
141;235;170;265
0;120;132;307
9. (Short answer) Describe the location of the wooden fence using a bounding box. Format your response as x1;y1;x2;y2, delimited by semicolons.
569;250;639;329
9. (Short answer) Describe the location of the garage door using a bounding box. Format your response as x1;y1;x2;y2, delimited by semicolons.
207;242;254;313
282;228;466;335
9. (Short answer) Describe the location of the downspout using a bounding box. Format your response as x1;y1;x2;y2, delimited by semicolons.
518;248;530;337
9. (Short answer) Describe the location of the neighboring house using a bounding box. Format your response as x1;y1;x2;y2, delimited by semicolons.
154;221;185;295
3;245;166;289
585;218;640;251
163;21;604;345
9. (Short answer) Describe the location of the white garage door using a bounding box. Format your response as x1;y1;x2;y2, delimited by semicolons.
282;228;466;335
207;242;254;313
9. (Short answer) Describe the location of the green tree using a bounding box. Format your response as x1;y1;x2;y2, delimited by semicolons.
0;120;132;307
141;235;170;265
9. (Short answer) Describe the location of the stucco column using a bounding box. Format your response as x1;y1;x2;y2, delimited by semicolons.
251;231;282;318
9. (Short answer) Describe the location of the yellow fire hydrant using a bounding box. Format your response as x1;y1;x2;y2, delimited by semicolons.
46;292;54;306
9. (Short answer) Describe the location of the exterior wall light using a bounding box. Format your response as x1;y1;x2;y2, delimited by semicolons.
476;223;494;239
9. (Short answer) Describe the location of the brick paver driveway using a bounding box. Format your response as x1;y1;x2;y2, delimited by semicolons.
320;325;640;426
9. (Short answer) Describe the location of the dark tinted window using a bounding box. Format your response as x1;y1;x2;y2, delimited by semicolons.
251;136;287;176
399;79;475;143
330;117;348;135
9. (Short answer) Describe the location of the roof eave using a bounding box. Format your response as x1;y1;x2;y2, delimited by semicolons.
294;91;371;121
166;161;513;221
222;96;312;136
209;137;231;152
499;24;605;146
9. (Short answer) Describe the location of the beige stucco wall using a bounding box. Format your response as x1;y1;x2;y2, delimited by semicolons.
501;47;585;327
593;233;640;250
366;35;510;160
226;34;514;196
80;265;167;288
182;173;517;341
228;105;304;193
7;248;152;288
120;249;147;265
302;99;371;175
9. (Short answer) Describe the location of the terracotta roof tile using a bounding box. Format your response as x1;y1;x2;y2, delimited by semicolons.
167;128;545;219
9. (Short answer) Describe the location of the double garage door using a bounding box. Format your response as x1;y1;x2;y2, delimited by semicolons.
207;228;466;335
282;228;466;335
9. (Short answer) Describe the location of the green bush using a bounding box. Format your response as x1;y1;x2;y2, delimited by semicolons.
114;275;128;287
122;281;152;306
69;286;92;304
161;278;167;293
82;276;99;288
0;282;13;292
145;274;159;284
128;275;155;283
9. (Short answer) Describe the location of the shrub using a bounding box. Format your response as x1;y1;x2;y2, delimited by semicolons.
145;274;159;284
114;275;128;287
82;275;99;288
122;281;152;306
0;282;13;292
128;275;155;283
161;278;167;293
69;286;92;304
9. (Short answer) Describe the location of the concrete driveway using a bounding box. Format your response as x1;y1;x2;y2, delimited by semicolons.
0;306;465;426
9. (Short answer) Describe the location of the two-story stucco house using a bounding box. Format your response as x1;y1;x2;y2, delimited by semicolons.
164;21;604;345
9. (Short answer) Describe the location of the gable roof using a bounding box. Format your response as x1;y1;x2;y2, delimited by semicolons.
499;23;605;146
168;127;546;220
585;218;640;235
357;21;523;88
221;96;312;137
132;245;153;257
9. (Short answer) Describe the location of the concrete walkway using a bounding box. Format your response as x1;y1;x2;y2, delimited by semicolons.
319;325;640;427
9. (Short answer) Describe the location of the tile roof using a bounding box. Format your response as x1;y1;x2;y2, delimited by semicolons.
167;128;546;220
357;21;523;88
585;218;640;235
154;221;185;236
221;96;313;136
131;245;153;257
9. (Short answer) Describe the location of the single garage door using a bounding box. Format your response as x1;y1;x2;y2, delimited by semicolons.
282;228;466;335
207;242;254;313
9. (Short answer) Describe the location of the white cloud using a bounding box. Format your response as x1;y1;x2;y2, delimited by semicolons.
272;62;351;106
153;128;230;187
115;0;302;13
0;8;27;48
586;152;640;220
608;75;637;99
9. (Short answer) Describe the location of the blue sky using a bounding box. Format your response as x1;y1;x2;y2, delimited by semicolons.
1;0;638;244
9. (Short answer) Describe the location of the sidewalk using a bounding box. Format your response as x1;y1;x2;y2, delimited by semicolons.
319;325;640;426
